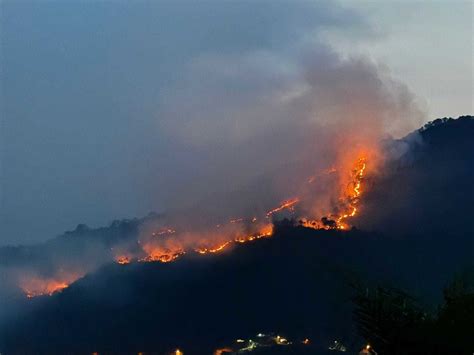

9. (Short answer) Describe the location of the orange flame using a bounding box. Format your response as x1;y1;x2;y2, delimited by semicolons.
195;241;232;254
114;154;369;267
23;154;372;298
234;224;273;243
335;156;367;229
266;198;300;217
139;247;185;263
20;272;83;298
115;255;132;265
301;155;367;230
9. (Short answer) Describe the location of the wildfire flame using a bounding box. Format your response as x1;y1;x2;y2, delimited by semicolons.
139;246;185;263
266;198;299;217
21;154;371;298
115;255;132;265
23;281;69;298
20;272;83;298
301;155;367;230
195;241;232;254
335;157;366;229
111;154;368;264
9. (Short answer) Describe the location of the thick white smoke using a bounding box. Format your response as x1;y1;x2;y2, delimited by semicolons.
155;42;425;226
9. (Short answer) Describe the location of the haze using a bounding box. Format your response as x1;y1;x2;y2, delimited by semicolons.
0;0;472;245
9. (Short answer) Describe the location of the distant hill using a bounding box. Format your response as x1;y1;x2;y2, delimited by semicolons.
357;115;474;237
0;116;472;354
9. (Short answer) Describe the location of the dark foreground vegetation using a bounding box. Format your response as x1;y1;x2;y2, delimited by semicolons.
353;274;474;354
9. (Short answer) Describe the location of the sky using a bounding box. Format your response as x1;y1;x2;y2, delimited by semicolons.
0;0;472;245
332;0;473;119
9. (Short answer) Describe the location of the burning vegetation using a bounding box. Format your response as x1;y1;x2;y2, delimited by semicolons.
22;279;69;298
18;152;373;298
301;155;367;230
19;271;84;298
107;153;371;266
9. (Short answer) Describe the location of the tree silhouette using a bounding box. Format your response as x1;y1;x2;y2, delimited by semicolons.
353;271;474;354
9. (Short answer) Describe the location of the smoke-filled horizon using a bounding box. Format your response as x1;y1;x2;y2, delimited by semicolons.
3;0;461;246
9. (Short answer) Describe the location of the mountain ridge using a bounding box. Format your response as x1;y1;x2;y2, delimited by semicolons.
0;116;472;354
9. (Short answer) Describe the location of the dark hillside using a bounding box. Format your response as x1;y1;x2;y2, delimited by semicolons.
1;116;472;354
357;116;474;237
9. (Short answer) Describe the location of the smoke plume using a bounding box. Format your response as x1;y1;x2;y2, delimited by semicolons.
0;0;426;310
155;44;425;229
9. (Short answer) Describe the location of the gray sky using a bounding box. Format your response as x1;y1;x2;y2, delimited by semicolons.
332;0;473;119
0;0;472;245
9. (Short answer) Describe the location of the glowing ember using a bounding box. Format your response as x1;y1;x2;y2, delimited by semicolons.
139;249;185;263
335;156;366;229
24;281;68;298
114;155;368;268
266;198;299;217
22;154;371;297
301;155;367;230
195;241;232;254
20;273;82;298
234;224;273;243
115;255;132;265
